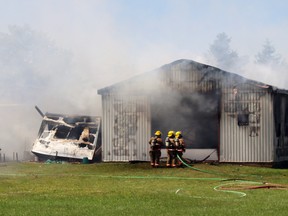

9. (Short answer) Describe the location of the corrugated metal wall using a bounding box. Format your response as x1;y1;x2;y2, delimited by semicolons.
101;94;151;162
220;85;274;162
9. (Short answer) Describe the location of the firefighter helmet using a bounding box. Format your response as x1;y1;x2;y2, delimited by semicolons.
154;130;161;136
175;131;182;138
168;130;175;137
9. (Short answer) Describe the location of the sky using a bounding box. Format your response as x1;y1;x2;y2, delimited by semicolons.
1;0;288;81
0;0;288;159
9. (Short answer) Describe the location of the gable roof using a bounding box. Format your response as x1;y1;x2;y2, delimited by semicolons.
97;59;286;95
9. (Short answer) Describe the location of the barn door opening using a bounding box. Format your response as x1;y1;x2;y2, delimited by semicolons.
151;90;220;160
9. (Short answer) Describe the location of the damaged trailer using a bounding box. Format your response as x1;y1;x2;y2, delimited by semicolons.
31;107;101;162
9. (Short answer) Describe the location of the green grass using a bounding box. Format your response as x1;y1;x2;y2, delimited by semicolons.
0;162;288;216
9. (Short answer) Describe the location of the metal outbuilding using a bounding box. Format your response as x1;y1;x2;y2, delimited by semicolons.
97;59;288;163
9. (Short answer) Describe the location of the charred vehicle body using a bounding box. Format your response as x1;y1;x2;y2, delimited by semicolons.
31;107;101;162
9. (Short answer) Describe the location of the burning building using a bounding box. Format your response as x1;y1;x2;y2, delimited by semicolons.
31;107;101;162
97;59;288;163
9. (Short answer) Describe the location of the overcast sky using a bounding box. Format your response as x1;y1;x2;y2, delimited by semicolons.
1;0;287;85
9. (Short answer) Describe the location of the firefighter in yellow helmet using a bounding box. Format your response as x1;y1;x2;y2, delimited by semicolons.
165;130;176;167
148;130;163;167
175;131;186;167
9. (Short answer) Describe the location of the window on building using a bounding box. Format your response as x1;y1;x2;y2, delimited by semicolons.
238;113;249;126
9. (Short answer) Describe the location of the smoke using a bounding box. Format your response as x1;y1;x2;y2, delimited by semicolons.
0;23;148;160
0;1;287;159
241;61;288;89
0;25;122;160
114;60;220;149
0;105;38;161
205;33;288;89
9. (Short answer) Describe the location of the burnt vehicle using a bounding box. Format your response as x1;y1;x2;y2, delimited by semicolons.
31;106;101;162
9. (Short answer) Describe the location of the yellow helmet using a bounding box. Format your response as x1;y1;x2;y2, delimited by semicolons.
175;131;182;138
154;130;161;136
168;130;175;137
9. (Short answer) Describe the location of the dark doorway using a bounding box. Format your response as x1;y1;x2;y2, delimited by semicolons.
151;90;220;149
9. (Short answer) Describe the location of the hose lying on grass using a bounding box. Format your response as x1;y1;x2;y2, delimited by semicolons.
176;155;288;197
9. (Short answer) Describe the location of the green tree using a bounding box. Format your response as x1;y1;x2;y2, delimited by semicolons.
208;32;239;71
255;39;281;66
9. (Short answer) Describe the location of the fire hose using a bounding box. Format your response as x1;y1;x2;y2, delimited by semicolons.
176;154;265;197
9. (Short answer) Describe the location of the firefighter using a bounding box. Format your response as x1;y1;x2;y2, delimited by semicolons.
165;130;176;167
175;131;186;167
148;130;163;167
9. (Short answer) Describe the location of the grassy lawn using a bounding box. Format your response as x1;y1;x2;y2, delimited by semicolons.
0;161;288;216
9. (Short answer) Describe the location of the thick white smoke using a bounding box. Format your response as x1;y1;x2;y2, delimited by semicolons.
0;1;287;161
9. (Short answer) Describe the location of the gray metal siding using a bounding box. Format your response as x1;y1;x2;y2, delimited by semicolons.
101;94;151;162
220;87;274;162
